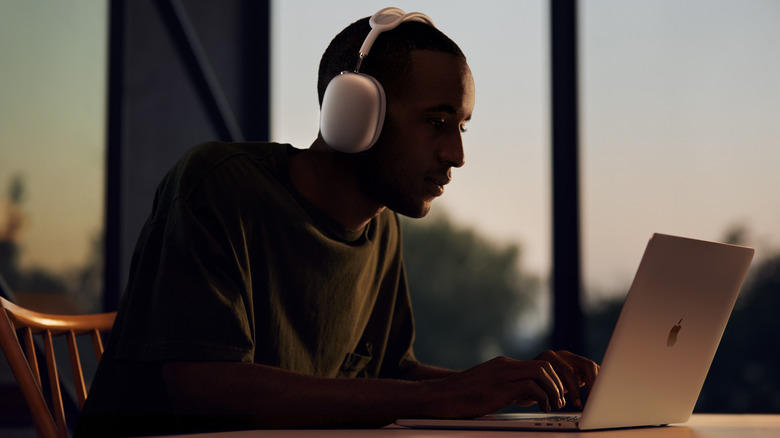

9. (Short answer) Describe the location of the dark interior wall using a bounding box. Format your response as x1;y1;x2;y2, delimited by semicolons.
105;0;270;308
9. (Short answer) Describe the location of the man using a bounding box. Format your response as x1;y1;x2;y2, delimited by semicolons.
76;9;598;437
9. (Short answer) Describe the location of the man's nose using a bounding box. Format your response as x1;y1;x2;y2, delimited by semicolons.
439;132;465;168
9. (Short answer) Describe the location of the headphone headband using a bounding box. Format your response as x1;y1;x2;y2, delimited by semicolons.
356;7;435;71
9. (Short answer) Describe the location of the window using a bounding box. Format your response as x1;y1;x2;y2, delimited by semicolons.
0;1;107;313
581;0;780;412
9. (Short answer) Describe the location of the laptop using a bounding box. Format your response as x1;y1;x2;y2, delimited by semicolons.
396;233;754;431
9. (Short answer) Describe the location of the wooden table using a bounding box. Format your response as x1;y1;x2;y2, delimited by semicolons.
151;414;780;437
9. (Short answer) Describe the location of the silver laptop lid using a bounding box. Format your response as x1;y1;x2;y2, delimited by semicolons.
580;233;754;430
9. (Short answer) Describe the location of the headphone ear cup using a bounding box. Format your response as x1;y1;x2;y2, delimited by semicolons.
320;72;386;153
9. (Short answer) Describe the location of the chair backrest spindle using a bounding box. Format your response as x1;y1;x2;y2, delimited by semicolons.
65;330;87;408
42;330;67;438
0;297;116;438
22;327;42;387
90;328;104;362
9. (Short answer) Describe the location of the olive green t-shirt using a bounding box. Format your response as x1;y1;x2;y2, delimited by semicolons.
76;142;418;436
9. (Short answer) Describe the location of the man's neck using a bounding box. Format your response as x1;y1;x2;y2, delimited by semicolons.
289;138;385;231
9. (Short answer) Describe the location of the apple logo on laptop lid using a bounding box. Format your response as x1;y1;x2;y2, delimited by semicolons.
667;318;683;347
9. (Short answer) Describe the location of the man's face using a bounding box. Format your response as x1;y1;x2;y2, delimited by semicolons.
360;50;475;218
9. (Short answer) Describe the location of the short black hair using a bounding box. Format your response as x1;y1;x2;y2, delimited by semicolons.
317;16;466;106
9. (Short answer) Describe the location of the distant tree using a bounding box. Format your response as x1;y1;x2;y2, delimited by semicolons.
0;174;69;301
0;174;28;290
696;252;780;413
68;231;104;313
401;213;539;370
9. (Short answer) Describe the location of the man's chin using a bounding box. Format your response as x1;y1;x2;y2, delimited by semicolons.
393;201;433;219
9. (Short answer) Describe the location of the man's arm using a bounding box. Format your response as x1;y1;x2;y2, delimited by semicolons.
162;351;597;428
162;361;431;428
401;362;458;380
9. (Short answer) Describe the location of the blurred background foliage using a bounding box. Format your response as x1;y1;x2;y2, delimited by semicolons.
401;212;540;370
0;175;104;313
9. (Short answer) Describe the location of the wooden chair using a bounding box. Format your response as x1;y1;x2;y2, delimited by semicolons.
0;296;116;438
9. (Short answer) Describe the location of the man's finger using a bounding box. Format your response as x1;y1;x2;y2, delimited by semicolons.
559;350;600;389
545;351;583;407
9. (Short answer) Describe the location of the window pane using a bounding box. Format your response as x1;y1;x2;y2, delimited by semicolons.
582;0;780;412
271;0;551;364
0;1;107;313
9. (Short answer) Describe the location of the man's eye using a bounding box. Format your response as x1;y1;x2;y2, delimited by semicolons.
428;118;446;129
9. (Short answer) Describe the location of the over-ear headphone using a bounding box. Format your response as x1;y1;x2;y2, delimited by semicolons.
319;7;435;153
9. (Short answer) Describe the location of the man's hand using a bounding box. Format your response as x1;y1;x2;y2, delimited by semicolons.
533;350;600;410
429;352;599;419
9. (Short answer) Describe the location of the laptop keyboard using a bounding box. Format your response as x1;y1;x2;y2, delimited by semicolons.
487;414;581;426
533;415;579;422
510;415;579;422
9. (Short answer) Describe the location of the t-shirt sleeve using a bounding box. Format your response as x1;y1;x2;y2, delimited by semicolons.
115;191;255;364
